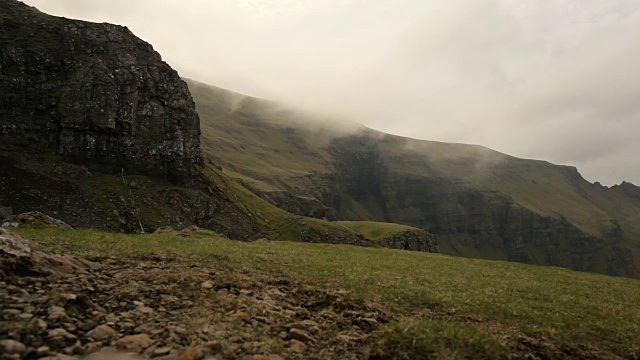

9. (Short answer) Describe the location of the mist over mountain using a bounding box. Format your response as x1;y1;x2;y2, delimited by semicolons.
187;78;640;278
23;0;640;186
2;2;640;358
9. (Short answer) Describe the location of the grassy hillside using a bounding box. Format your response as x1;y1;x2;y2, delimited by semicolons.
12;225;640;359
0;150;439;254
189;80;337;193
186;79;640;277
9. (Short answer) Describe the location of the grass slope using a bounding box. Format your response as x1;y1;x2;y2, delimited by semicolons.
0;150;430;252
336;221;420;240
13;225;640;359
201;164;432;249
186;78;640;276
189;80;337;193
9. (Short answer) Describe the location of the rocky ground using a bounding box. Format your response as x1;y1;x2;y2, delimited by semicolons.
0;228;386;359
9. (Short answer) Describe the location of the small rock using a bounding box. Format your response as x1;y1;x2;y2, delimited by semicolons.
116;334;153;353
216;288;228;296
63;340;83;355
119;321;136;331
62;322;77;332
105;314;120;323
152;346;172;356
80;319;99;332
286;328;315;343
1;309;21;318
200;281;213;289
180;341;231;360
0;339;26;356
135;305;154;315
266;288;286;297
48;306;67;320
289;339;307;352
134;323;155;334
17;313;34;321
48;328;77;340
288;320;320;334
352;317;379;330
83;342;102;355
86;324;118;341
60;293;77;301
36;346;51;357
39;354;76;360
84;349;143;359
31;318;48;331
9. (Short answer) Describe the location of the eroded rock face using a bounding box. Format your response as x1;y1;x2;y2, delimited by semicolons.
382;230;438;253
0;0;202;183
324;134;639;276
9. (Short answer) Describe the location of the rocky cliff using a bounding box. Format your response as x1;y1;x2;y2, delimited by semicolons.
326;134;637;276
0;0;202;183
0;1;435;252
0;0;259;237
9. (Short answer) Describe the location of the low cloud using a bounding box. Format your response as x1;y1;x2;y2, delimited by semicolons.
25;0;640;185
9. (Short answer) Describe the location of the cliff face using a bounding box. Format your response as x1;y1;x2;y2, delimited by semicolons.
382;230;438;253
0;1;262;238
324;135;637;276
0;1;202;183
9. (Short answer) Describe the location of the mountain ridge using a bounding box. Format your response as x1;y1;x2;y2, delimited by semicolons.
187;78;640;277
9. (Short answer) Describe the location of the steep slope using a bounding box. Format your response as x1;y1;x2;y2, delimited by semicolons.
0;0;202;183
0;0;256;237
188;79;640;277
0;1;438;253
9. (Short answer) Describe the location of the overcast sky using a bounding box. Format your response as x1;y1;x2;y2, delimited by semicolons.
25;0;640;185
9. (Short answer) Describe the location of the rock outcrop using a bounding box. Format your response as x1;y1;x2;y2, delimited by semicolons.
3;212;73;229
324;134;639;276
381;230;438;253
0;0;202;183
0;228;96;278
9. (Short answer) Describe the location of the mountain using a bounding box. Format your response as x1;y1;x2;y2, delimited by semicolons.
1;0;637;277
187;79;640;277
1;2;639;357
0;0;436;253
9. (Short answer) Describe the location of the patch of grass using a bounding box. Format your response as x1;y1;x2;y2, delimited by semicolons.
336;221;419;240
11;225;640;357
370;318;505;359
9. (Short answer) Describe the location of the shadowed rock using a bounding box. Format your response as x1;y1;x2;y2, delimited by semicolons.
0;228;97;277
0;0;203;184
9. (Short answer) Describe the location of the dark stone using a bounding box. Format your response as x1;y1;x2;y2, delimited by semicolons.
0;0;202;184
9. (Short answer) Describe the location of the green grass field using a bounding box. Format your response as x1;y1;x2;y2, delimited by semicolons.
12;225;640;359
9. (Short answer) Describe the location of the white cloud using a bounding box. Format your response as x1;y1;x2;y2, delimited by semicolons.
24;0;640;185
